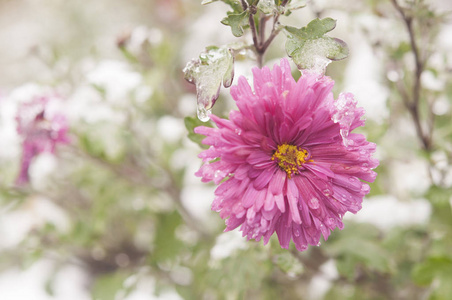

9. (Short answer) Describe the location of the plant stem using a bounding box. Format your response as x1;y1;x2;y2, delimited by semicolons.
241;0;248;10
248;4;284;67
390;0;432;151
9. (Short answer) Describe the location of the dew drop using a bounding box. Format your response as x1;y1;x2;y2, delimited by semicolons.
234;128;242;135
294;228;300;237
348;177;357;182
316;241;321;247
308;198;320;209
361;184;370;193
326;217;335;226
214;170;221;179
323;189;332;197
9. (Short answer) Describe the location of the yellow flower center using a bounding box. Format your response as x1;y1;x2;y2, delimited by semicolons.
271;144;311;178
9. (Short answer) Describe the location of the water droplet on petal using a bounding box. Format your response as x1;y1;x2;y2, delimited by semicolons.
214;170;221;179
316;241;321;247
323;189;332;197
308;198;320;209
294;228;300;237
234;128;242;135
361;184;370;193
348;177;357;182
326;217;335;227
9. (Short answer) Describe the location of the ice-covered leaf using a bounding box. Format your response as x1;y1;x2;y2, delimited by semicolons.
257;0;276;14
221;10;249;37
202;0;243;13
258;0;306;15
282;0;307;16
183;46;235;122
284;18;349;72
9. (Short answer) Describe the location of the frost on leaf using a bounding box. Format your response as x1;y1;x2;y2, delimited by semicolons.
284;18;349;73
258;0;306;15
183;46;234;122
257;0;276;14
202;0;243;12
221;10;249;37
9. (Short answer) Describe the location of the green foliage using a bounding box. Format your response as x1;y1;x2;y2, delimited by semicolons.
413;256;452;300
221;10;250;37
184;116;213;149
202;0;243;12
152;211;184;262
92;272;127;300
285;18;349;69
206;247;272;298
273;251;304;276
325;224;392;279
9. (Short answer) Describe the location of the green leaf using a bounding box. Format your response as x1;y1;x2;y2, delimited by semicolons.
284;18;349;70
202;0;243;12
412;256;452;300
273;252;304;276
152;211;184;261
325;223;392;278
92;272;126;300
184;116;213;149
258;0;276;14
221;11;250;37
206;247;271;297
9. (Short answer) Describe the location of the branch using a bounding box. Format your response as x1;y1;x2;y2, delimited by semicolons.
249;4;283;67
390;0;431;151
240;0;248;10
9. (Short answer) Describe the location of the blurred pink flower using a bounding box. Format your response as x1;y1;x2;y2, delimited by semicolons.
15;96;69;185
195;59;378;251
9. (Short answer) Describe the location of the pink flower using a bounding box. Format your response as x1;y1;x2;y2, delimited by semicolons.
15;96;70;185
195;59;378;251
